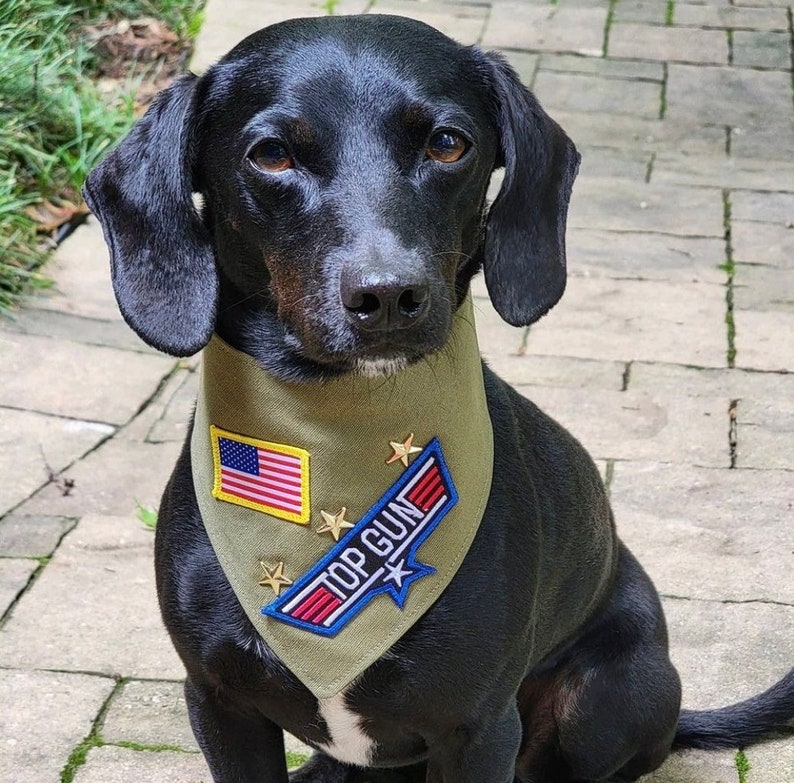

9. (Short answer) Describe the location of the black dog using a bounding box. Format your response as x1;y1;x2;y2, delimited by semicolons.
84;14;793;783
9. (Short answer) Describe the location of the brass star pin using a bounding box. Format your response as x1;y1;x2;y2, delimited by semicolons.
317;507;354;541
386;433;423;467
258;561;293;596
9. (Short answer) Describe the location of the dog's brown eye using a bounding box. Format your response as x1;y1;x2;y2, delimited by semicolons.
426;131;468;163
249;141;293;173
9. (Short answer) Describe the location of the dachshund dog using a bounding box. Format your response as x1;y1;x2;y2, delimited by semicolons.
84;14;793;783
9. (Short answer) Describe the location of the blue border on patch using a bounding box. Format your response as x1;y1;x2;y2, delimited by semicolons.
262;438;458;637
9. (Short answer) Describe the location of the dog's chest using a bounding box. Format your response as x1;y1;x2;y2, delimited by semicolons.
316;692;377;765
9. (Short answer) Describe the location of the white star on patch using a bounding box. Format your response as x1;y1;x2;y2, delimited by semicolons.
384;559;413;588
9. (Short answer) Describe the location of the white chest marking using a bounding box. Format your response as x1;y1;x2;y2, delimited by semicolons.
317;692;376;766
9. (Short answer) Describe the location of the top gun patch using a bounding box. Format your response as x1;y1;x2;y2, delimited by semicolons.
263;438;457;636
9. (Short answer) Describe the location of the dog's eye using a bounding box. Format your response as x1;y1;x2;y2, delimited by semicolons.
248;140;294;173
426;131;468;163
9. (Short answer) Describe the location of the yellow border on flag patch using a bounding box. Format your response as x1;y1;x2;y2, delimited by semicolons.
210;425;310;524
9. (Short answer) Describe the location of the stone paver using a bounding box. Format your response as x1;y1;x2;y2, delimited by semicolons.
0;407;114;517
0;557;37;615
102;680;199;751
515;276;728;368
16;437;182;518
102;679;313;758
73;746;209;783
0;514;74;558
522;386;729;466
666;64;792;127
2;0;793;781
0;669;115;783
609;23;729;64
483;3;608;56
0;514;184;679
611;462;794;602
0;331;175;424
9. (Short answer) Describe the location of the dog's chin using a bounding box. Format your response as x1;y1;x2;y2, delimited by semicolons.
354;357;409;378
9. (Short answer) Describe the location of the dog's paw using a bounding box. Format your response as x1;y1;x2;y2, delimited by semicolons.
289;752;352;783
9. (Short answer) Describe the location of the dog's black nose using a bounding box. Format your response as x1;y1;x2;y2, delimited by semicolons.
341;272;429;330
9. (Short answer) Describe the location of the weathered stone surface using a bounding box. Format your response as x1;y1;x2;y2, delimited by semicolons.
16;437;182;519
539;52;664;81
102;679;313;758
735;397;794;469
733;30;792;69
730;190;794;224
0;558;37;616
552;110;727;157
0;407;114;517
102;680;198;751
661;598;793;709
568;178;724;237
366;1;488;44
516;277;728;368
666;64;792;126
734;264;794;312
485;352;625;392
518;386;729;466
731;219;794;267
674;4;788;30
119;366;195;443
0;515;74;558
74;745;209;783
483;4;607;55
566;228;726;283
577;145;651;182
147;369;199;443
534;70;662;119
0;332;175;424
629;361;794;399
730;121;794;161
0;515;184;679
0;669;114;783
28;220;118;321
652;152;794;191
3;307;155;353
611;462;794;602
645;750;739;783
744;740;794;783
190;0;371;73
734;309;794;372
609;23;728;64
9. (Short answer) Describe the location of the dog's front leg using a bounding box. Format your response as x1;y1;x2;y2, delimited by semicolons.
425;705;522;783
185;677;289;783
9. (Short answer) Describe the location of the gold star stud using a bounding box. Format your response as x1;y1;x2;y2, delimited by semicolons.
386;433;423;467
317;507;354;541
258;561;293;596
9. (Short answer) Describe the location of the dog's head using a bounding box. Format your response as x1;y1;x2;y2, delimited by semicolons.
84;15;579;379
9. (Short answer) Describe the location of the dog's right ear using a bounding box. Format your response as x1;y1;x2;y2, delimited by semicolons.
83;74;217;356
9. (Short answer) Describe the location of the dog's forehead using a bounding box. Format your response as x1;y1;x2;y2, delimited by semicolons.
207;15;486;116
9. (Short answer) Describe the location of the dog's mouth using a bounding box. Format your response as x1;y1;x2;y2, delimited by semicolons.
281;313;451;379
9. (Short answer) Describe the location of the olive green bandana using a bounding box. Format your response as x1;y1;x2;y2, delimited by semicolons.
191;297;494;698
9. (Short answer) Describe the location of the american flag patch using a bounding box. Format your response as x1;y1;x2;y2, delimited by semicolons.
210;426;310;524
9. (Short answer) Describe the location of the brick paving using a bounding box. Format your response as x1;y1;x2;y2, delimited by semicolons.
1;1;793;780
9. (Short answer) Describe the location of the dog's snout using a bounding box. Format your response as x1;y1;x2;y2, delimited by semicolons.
341;271;430;331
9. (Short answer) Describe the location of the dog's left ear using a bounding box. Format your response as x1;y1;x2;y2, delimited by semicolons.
478;51;580;326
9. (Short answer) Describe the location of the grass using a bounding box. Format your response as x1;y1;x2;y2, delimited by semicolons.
0;0;203;316
135;499;158;529
736;749;751;783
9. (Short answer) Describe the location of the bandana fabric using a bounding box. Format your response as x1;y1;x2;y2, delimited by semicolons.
191;297;494;698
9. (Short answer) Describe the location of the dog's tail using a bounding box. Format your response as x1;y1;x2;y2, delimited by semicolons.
673;668;794;750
